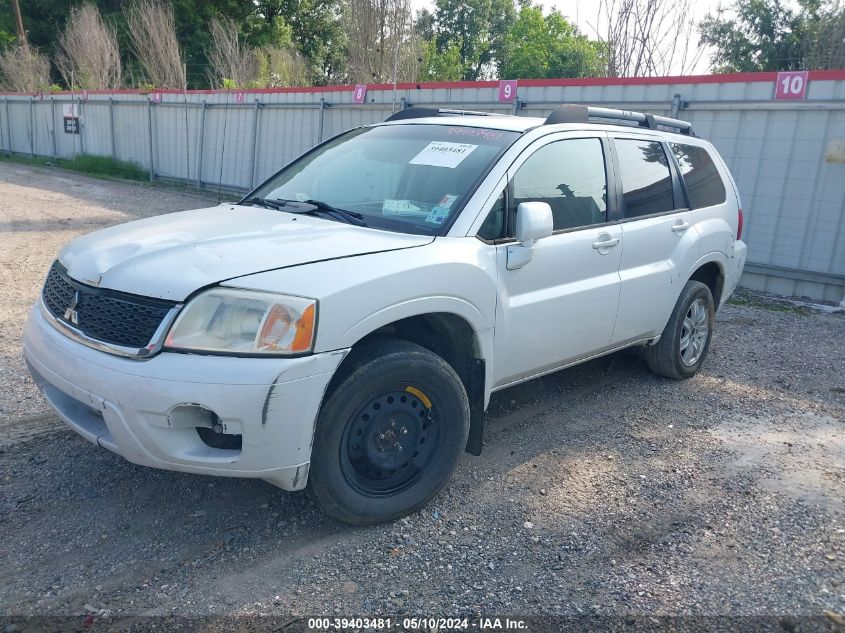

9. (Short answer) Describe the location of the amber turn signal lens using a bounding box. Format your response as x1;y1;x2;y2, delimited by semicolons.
291;303;316;352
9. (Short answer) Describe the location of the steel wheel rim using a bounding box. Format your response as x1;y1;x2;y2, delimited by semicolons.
339;389;440;497
680;297;709;366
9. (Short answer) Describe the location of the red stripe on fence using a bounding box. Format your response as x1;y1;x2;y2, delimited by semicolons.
1;70;844;97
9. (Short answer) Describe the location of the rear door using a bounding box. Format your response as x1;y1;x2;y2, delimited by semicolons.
610;135;699;344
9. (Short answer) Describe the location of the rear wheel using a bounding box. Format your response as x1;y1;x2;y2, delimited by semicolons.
645;280;715;379
309;339;469;525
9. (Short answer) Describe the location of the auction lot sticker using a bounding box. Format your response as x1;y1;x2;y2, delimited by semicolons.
410;142;478;168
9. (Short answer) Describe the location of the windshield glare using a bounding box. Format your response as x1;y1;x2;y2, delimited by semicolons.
248;124;519;234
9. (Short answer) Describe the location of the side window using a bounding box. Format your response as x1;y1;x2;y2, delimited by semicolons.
615;139;675;218
478;190;506;241
512;138;607;231
671;143;727;209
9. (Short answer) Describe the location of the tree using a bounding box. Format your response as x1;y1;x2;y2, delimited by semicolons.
55;3;122;89
207;15;255;87
255;0;347;83
124;0;186;88
0;44;51;91
253;45;310;86
427;0;516;80
0;0;51;91
699;0;845;72
501;5;606;79
597;0;702;76
170;0;258;87
207;15;310;87
343;0;418;84
417;39;463;80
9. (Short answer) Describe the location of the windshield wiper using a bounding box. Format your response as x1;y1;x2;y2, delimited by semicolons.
296;199;368;227
240;196;287;210
242;196;367;227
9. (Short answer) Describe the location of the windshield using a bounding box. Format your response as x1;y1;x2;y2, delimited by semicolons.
246;124;520;234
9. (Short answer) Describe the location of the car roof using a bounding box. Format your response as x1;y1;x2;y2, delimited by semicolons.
380;115;544;133
378;114;706;144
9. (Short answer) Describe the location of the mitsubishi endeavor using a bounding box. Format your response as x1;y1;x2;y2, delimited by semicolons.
23;104;747;524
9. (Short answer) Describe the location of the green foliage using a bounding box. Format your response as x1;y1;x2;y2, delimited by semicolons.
418;39;464;81
62;154;148;180
427;0;516;80
255;0;346;84
699;0;845;72
0;153;147;181
501;6;606;79
252;46;309;87
0;0;626;88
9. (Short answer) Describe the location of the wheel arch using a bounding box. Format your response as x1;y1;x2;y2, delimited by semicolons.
326;309;490;456
685;255;726;309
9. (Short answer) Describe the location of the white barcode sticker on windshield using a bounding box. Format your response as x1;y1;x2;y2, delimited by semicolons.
409;142;477;168
383;199;422;215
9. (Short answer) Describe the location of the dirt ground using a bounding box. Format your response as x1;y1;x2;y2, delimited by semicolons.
0;162;843;631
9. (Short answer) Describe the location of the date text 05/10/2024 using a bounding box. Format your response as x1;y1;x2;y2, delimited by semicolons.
307;617;528;630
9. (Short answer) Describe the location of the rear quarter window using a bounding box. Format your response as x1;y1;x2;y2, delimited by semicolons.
671;143;727;209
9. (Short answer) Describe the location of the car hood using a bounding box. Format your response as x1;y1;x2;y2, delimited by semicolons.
59;204;434;301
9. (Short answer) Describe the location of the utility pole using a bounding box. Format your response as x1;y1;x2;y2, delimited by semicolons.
11;0;27;46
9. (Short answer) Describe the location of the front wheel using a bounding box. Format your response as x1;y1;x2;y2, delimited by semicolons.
309;339;470;525
645;280;715;380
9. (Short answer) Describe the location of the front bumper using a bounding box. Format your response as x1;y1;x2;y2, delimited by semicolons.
22;301;347;490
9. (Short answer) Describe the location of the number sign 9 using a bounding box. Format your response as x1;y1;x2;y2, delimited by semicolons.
498;80;517;103
775;71;808;100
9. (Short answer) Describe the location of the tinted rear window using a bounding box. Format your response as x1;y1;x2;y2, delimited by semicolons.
671;143;727;209
615;139;675;218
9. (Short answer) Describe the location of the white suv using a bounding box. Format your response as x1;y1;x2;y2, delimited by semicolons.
23;104;747;524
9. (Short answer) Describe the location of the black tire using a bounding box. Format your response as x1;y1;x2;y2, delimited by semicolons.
309;338;470;525
645;280;715;380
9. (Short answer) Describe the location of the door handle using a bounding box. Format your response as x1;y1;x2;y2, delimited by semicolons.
592;235;620;250
672;220;691;234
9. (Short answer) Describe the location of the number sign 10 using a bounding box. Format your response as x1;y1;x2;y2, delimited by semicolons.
775;71;808;100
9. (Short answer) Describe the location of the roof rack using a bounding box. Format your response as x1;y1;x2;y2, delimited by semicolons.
545;104;695;136
385;107;503;122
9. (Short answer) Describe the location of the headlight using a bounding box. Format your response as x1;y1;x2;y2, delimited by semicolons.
164;288;316;355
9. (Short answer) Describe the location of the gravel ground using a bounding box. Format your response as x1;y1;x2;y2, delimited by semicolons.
0;162;218;429
0;162;843;630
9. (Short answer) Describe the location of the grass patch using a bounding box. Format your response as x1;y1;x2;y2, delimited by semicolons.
727;292;813;316
0;152;147;182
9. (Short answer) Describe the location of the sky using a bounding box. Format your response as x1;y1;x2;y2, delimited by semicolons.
409;0;725;75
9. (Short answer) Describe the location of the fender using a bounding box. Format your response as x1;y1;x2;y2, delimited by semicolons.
685;251;728;281
338;295;489;352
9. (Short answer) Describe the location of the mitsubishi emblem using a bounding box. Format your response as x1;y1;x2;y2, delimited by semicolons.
63;291;80;325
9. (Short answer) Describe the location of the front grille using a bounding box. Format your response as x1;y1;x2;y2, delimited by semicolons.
42;261;178;349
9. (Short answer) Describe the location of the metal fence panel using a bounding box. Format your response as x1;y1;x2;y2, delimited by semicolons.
1;72;844;302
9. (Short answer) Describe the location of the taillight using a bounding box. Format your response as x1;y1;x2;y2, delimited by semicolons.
737;208;744;240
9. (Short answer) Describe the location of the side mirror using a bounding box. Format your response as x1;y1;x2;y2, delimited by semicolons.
508;202;553;270
515;202;554;245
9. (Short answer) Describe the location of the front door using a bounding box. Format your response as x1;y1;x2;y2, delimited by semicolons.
492;135;622;388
